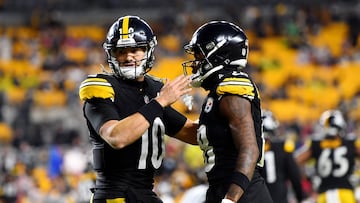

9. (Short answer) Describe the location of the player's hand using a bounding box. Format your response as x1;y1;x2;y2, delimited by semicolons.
155;75;192;107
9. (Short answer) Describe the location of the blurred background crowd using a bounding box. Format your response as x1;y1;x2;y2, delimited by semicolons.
0;0;360;202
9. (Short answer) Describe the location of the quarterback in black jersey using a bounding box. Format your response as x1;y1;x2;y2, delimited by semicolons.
262;110;305;203
79;16;198;203
182;21;273;203
296;110;360;203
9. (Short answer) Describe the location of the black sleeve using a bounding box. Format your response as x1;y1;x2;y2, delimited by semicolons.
163;106;187;136
285;152;305;201
83;98;120;134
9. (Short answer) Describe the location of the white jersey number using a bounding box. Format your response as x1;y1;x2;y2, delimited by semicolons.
197;124;215;172
264;151;277;183
138;117;165;169
317;146;349;178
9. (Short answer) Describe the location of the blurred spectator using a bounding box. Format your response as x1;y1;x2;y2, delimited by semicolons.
47;145;63;179
0;29;12;60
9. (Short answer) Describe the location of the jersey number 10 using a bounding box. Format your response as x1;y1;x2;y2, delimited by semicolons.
138;117;165;170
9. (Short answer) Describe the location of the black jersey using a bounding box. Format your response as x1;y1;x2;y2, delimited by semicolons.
79;74;187;197
308;136;360;193
264;138;304;203
197;70;264;185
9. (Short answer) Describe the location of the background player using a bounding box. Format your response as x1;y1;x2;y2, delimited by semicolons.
295;109;360;203
262;110;306;203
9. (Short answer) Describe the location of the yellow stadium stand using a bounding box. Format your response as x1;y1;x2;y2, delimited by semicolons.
31;167;52;193
5;26;38;40
5;86;27;104
308;22;348;57
64;46;87;64
33;89;67;107
268;99;322;123
0;122;13;143
337;62;360;100
159;34;181;52
66;25;105;42
150;57;185;79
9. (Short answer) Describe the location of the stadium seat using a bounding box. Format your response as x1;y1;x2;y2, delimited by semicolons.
308;22;348;57
5;86;27;104
0;122;13;143
33;89;67;107
64;47;87;63
66;25;105;42
151;57;185;79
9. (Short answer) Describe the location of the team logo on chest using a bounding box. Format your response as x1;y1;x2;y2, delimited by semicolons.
204;97;214;113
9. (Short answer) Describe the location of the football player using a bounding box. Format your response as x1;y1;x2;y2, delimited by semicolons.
296;109;360;203
182;21;273;203
79;15;198;203
262;110;306;203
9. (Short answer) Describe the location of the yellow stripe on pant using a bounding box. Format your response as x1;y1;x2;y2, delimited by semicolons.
106;198;125;203
89;194;126;203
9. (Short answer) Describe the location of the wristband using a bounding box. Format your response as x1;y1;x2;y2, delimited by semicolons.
221;199;235;203
231;171;250;191
138;99;164;123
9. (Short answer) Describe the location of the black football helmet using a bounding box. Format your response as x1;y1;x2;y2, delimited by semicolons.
262;110;279;137
103;15;157;79
319;109;346;137
182;20;249;87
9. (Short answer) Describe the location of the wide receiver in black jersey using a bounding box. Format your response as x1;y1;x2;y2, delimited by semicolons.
79;15;198;203
182;21;273;203
262;110;305;203
296;109;360;203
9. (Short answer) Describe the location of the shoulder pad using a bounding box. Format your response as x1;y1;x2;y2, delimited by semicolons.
216;76;255;100
79;75;114;101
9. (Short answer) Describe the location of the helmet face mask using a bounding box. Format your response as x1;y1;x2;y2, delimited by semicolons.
182;21;249;87
182;51;222;88
103;15;157;79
